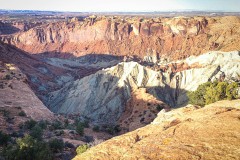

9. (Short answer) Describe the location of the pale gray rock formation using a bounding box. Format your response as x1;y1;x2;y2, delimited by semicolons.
47;51;240;124
47;62;166;124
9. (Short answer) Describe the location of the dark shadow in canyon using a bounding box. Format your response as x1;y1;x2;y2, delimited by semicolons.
0;22;21;35
146;85;189;108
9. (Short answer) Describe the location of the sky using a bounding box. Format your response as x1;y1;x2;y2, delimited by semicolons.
0;0;239;12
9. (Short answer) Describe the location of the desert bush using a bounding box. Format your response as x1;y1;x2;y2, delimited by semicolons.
76;123;84;136
156;104;163;111
187;81;212;106
54;130;64;136
0;131;11;145
75;120;89;128
24;119;37;130
64;141;74;148
50;120;63;130
2;109;10;118
18;111;26;117
92;125;100;132
76;144;89;155
30;125;43;140
1;134;53;160
188;81;239;106
105;125;121;135
48;138;64;153
205;81;228;104
5;74;11;80
226;82;239;100
64;118;69;127
38;120;48;130
82;120;89;128
216;81;228;100
18;135;53;160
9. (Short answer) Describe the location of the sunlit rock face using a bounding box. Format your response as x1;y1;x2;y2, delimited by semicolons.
74;100;240;160
1;16;240;61
47;51;240;124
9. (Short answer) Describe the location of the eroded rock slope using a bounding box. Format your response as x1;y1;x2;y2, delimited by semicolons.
47;51;240;125
0;61;53;120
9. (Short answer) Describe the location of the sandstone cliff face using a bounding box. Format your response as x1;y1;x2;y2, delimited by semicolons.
47;51;240;125
1;16;240;60
74;100;240;160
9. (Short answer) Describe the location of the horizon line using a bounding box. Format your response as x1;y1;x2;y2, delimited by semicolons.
0;8;240;13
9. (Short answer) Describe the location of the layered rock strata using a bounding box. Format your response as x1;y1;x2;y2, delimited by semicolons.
1;16;240;60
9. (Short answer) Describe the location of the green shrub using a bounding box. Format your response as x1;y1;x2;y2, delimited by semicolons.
5;74;11;80
54;130;64;136
8;135;33;159
2;109;10;118
114;125;121;133
187;81;212;106
215;81;228;101
24;119;37;129
50;120;63;130
1;144;18;159
226;82;238;100
32;141;53;160
1;135;53;160
205;85;218;105
0;131;11;145
75;120;89;128
188;81;239;106
38;120;48;130
18;111;26;117
30;125;43;140
92;125;100;132
76;144;89;155
76;123;84;136
105;125;121;135
82;120;89;128
15;135;53;160
64;118;69;127
156;104;163;111
48;138;64;153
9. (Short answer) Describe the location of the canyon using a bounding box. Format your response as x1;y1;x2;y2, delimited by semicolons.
0;13;240;160
46;51;240;127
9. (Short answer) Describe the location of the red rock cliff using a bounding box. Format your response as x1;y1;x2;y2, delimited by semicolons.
1;16;240;60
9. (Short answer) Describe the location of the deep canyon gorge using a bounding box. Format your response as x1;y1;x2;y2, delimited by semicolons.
0;13;240;160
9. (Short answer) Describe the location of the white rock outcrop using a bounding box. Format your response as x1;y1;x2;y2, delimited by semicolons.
47;51;240;124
